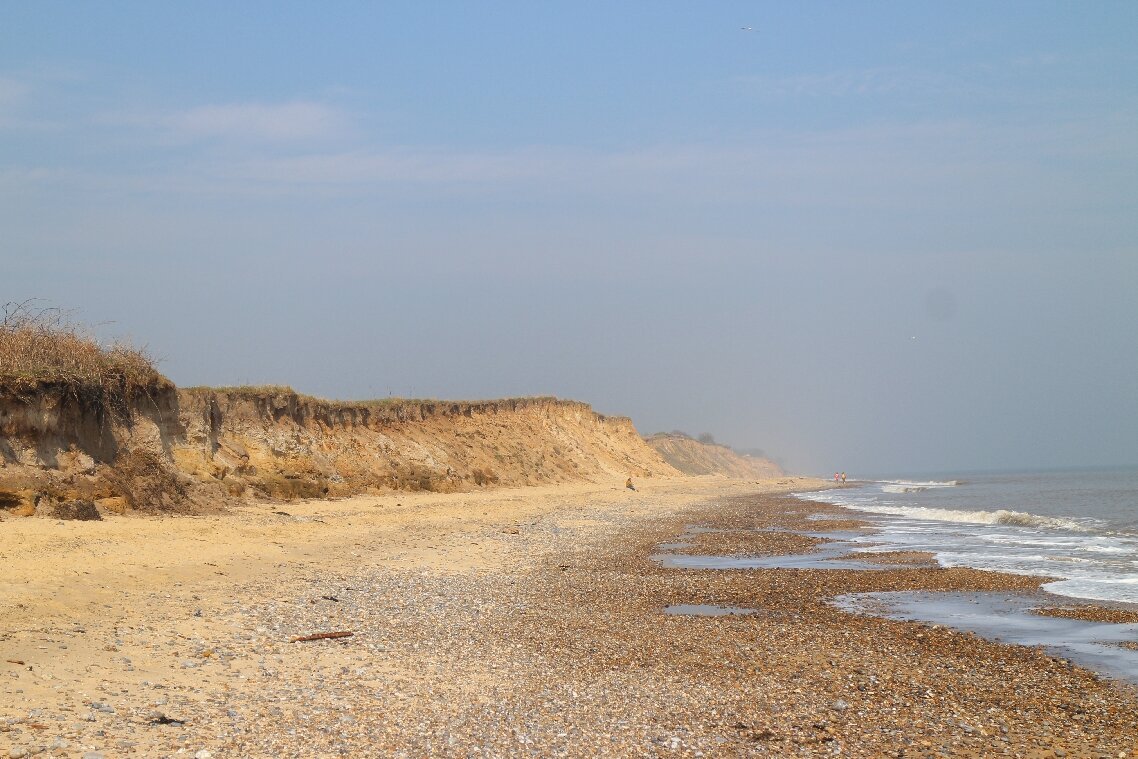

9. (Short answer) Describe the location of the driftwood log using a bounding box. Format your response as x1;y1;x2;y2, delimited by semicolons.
289;631;354;643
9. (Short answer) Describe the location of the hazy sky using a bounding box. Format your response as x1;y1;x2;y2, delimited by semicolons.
3;2;1136;475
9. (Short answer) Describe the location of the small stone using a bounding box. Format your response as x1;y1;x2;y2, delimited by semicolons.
831;699;849;712
194;751;212;759
81;753;106;759
9;748;29;759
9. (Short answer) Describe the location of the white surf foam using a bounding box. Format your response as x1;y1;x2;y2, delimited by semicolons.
1044;576;1138;605
879;479;963;493
798;474;1138;604
844;503;1088;531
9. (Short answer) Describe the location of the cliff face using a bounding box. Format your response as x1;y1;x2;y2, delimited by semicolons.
644;433;783;479
0;384;677;515
172;389;674;501
0;379;191;514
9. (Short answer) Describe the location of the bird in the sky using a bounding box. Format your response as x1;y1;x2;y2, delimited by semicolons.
741;26;753;31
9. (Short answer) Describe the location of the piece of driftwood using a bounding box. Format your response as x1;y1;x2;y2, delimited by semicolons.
6;659;25;665
289;631;354;643
150;714;187;726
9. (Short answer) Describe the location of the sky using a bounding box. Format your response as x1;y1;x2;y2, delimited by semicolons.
2;2;1136;476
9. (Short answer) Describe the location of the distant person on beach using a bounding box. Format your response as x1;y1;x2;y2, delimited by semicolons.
841;472;847;483
626;477;636;491
834;472;840;482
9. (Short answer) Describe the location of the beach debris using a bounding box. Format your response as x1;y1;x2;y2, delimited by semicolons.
5;659;24;665
736;724;778;742
289;631;354;643
320;595;340;602
51;499;102;520
149;713;187;726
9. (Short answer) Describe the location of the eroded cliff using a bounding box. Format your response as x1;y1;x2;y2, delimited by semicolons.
173;388;674;501
0;382;677;515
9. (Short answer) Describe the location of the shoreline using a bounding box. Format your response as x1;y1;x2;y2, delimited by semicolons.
3;477;1137;756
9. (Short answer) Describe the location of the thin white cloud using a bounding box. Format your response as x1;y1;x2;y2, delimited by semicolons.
5;117;1134;223
107;100;351;143
737;66;955;98
171;101;348;141
0;76;29;105
0;75;31;128
224;147;585;185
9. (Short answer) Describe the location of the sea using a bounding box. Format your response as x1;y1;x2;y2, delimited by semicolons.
798;467;1138;604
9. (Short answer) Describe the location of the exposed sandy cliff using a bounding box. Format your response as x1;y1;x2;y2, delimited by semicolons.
644;432;782;479
0;382;677;515
173;388;675;500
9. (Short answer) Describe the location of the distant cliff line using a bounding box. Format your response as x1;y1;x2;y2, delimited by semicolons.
643;432;782;479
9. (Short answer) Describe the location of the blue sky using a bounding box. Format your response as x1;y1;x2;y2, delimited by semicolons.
3;2;1136;474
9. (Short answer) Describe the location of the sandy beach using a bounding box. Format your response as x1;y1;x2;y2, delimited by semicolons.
3;476;1137;758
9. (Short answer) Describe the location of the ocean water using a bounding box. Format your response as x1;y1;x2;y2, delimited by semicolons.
798;467;1138;604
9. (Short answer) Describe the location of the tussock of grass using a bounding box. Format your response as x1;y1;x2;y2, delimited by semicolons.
182;386;563;410
0;300;166;395
186;385;297;396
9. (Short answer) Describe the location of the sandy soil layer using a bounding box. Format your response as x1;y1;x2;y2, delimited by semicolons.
2;477;1137;758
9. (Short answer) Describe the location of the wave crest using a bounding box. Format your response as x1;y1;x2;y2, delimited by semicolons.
848;503;1087;531
882;484;929;493
991;509;1083;530
880;479;959;489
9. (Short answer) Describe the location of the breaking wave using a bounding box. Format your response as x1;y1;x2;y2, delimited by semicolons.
880;479;960;494
848;503;1088;531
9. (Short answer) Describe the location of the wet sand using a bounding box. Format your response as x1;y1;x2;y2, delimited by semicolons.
2;478;1137;757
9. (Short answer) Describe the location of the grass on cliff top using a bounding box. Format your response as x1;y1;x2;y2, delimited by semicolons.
0;301;166;393
183;386;563;409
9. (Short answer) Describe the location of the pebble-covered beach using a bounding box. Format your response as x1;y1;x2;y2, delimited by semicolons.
3;479;1137;757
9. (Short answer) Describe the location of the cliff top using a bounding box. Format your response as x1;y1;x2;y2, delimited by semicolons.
0;300;168;396
179;386;620;419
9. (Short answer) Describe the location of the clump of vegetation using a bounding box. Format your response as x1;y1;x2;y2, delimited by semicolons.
196;385;297;396
0;300;167;398
471;467;500;486
104;449;189;511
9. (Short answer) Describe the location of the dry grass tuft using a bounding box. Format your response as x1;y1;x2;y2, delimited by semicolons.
0;300;167;397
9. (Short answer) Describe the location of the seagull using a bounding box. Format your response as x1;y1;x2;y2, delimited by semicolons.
741;26;754;31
